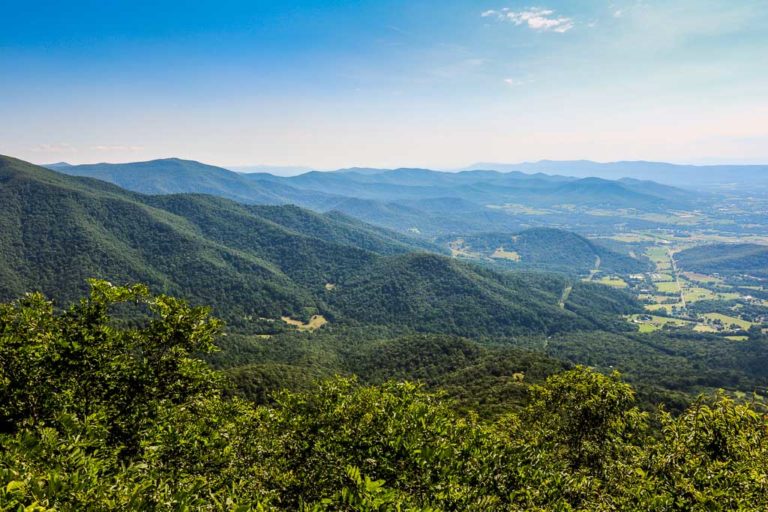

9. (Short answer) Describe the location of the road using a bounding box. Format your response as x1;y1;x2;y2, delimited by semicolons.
668;249;687;310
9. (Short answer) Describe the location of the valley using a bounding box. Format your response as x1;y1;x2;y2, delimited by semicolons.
6;4;768;508
8;154;765;404
2;153;768;509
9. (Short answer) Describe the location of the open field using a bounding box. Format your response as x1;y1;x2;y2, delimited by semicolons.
448;239;483;259
681;285;740;303
491;247;521;261
700;313;753;331
682;272;723;284
693;324;719;333
683;286;717;302
281;315;328;331
655;281;680;294
621;233;768;338
595;276;628;288
644;303;683;313
627;314;694;333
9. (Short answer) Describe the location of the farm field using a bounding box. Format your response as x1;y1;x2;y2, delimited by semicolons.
623;239;766;337
281;315;328;331
491;247;521;261
644;303;683;314
655;281;679;294
700;313;753;331
682;272;722;284
594;275;628;288
627;314;694;333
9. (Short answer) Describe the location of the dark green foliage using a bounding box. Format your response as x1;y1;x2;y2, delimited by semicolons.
211;330;569;416
543;329;768;410
1;155;633;337
0;155;321;319
327;253;614;336
2;285;768;511
676;243;768;278
565;281;642;331
0;280;221;448
224;363;326;404
446;228;650;275
345;335;570;417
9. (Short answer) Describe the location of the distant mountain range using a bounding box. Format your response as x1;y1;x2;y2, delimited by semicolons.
462;161;768;191
2;154;637;336
45;158;703;236
227;164;313;176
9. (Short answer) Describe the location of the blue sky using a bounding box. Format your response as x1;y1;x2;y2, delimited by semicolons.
1;0;767;168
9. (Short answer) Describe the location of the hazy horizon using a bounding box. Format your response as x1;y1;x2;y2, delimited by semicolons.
33;156;768;175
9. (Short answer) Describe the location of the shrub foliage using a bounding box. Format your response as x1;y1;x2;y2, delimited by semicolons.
1;282;767;511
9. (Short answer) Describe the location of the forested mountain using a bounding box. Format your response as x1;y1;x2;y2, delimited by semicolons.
245;166;694;209
676;243;768;278
316;195;527;235
441;228;650;275
326;253;639;336
49;157;335;207
1;155;632;336
50;157;700;237
0;156;322;318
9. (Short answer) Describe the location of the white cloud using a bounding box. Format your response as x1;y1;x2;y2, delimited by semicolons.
482;7;574;33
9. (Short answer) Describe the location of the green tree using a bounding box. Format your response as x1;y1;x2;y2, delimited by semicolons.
0;279;222;450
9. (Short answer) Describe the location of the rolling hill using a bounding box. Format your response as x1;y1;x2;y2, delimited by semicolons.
245;166;694;209
50;158;701;237
441;228;650;275
3;155;638;336
676;243;768;278
48;158;336;208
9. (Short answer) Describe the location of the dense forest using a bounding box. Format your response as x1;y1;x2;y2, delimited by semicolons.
0;155;639;337
676;243;768;278
2;283;767;510
439;228;650;275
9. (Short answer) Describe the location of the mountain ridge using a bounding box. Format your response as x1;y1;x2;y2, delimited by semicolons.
5;154;638;336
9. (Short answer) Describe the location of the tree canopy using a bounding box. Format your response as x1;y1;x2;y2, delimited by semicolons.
2;283;768;510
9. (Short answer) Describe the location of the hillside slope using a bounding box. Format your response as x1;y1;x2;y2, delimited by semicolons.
3;155;637;336
327;253;639;335
51;158;335;207
676;243;768;278
442;228;649;275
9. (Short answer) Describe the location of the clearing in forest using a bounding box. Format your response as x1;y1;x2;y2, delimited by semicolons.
700;313;753;331
491;247;521;261
281;315;328;331
595;276;628;288
627;314;693;332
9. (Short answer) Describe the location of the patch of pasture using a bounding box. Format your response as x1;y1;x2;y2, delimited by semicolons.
491;247;521;261
281;315;328;332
